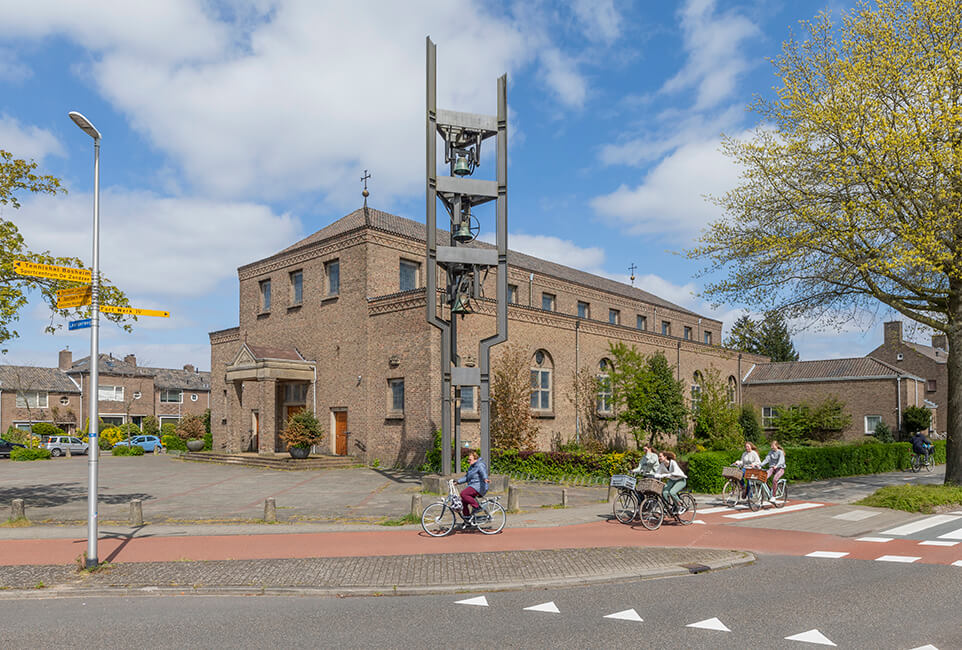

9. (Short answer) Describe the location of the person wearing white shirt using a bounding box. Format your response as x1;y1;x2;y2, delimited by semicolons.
759;440;786;504
652;451;687;511
734;442;761;496
630;444;659;477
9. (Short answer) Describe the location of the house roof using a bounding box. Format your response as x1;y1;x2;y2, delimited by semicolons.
904;341;948;364
69;354;210;391
245;344;305;362
744;357;923;384
258;207;711;321
0;365;80;393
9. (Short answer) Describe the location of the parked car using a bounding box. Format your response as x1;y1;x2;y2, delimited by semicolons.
113;435;164;453
0;438;27;458
42;435;89;457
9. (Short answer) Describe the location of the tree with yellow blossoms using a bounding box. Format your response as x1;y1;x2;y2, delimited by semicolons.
688;0;962;484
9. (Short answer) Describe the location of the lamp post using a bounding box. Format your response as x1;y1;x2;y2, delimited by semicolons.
69;110;101;569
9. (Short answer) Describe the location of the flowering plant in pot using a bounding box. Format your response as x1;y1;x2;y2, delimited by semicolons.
176;415;207;452
280;410;324;458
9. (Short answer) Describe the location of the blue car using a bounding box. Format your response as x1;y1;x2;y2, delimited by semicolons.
113;435;164;452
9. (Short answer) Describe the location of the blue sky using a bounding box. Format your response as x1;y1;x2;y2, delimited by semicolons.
0;0;932;371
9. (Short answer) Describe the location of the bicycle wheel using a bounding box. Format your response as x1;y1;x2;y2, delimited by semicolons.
911;454;922;472
773;480;787;508
613;490;638;524
675;493;696;525
639;495;664;530
477;500;506;535
747;482;764;511
925;454;934;472
722;479;740;507
421;502;456;537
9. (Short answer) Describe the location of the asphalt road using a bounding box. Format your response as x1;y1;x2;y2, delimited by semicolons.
5;556;960;649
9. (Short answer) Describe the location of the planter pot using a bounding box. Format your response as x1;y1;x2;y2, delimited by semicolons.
186;439;205;452
289;446;310;459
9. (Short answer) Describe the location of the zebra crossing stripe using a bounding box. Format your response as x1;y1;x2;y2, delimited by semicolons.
698;506;735;515
806;551;848;559
875;555;920;563
724;502;823;519
855;537;891;543
919;540;958;547
936;526;962;540
878;514;960;536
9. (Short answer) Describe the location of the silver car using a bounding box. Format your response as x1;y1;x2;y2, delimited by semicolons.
43;435;89;457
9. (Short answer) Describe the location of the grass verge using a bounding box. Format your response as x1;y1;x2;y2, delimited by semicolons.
379;513;420;526
855;484;962;513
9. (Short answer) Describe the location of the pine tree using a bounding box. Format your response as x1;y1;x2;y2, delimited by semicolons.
756;312;799;362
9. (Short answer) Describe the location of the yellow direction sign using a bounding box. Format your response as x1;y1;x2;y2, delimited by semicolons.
14;260;91;283
57;286;93;309
100;304;170;318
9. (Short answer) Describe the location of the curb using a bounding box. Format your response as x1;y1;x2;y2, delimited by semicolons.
0;551;755;600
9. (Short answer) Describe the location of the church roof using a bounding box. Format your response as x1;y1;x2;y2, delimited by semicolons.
263;207;708;320
744;357;922;383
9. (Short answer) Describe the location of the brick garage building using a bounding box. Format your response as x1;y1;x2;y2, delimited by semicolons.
867;321;947;436
742;357;929;441
0;349;210;435
209;207;765;466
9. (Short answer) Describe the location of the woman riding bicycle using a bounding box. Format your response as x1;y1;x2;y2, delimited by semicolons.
630;444;659;477
734;442;761;496
652;451;687;512
758;440;786;505
455;450;490;521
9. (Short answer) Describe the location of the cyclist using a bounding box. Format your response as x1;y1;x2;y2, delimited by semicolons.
455;450;490;522
630;444;659;477
911;430;934;466
652;451;687;512
759;440;786;504
734;442;761;496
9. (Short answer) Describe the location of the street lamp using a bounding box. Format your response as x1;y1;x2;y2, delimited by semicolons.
69;110;101;569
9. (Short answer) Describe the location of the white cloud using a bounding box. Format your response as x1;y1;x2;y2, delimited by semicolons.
660;0;759;111
591;134;744;240
572;0;621;43
14;189;300;298
537;47;588;109
0;114;64;160
483;232;606;274
0;47;30;83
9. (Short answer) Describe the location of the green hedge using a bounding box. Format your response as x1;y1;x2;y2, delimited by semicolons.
491;449;643;482
11;447;52;461
686;441;946;493
112;445;145;457
162;434;187;452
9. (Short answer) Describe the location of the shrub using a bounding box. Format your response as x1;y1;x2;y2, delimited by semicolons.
141;416;160;437
175;415;206;441
113;444;145;456
160;422;177;439
111;445;131;456
419;429;443;472
902;406;931;436
162;434;187;451
32;422;63;438
280;410;324;449
11;447;52;461
129;445;145;456
772;397;851;444
739;405;762;444
203;430;213;451
856;484;962;513
98;427;126;448
873;421;895;443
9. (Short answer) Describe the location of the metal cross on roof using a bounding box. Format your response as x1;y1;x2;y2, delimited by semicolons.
628;263;637;286
361;169;371;207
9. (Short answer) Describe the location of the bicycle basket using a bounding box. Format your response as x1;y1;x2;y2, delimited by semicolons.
636;477;665;493
721;466;742;479
744;468;768;482
610;474;636;490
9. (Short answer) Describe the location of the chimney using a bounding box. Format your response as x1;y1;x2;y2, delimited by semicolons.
931;333;947;351
883;321;903;345
183;364;195;373
124;354;137;367
58;348;73;371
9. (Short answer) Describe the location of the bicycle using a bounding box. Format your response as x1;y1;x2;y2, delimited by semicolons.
421;479;507;537
611;474;642;524
638;480;696;530
911;446;934;472
720;466;769;511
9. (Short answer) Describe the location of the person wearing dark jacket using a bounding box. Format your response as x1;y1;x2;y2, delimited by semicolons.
911;431;934;463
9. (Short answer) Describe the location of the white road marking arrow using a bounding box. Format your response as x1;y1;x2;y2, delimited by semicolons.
524;601;560;613
785;629;836;646
604;608;642;622
455;596;488;606
907;645;939;650
686;617;731;632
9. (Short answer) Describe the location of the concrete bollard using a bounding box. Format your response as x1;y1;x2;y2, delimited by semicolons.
11;498;25;521
607;486;617;503
411;493;423;518
66;447;72;458
264;497;277;523
561;488;569;508
129;499;144;527
154;444;160;455
507;486;520;513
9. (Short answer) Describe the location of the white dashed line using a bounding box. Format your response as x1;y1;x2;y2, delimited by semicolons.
919;540;958;547
855;537;891;543
805;551;848;559
936;525;962;540
724;502;823;519
875;555;920;563
832;510;878;521
878;514;961;536
698;506;735;515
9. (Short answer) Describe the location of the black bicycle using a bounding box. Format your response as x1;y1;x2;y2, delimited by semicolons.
638;481;696;530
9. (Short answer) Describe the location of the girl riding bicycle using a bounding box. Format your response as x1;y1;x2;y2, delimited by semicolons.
652;451;687;512
734;442;761;496
455;451;490;521
759;440;786;505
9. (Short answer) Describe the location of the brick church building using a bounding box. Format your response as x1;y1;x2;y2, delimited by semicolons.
209;207;764;466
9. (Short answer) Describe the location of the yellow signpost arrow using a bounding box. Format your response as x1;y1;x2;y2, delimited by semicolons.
14;260;92;283
57;286;93;309
100;305;170;318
